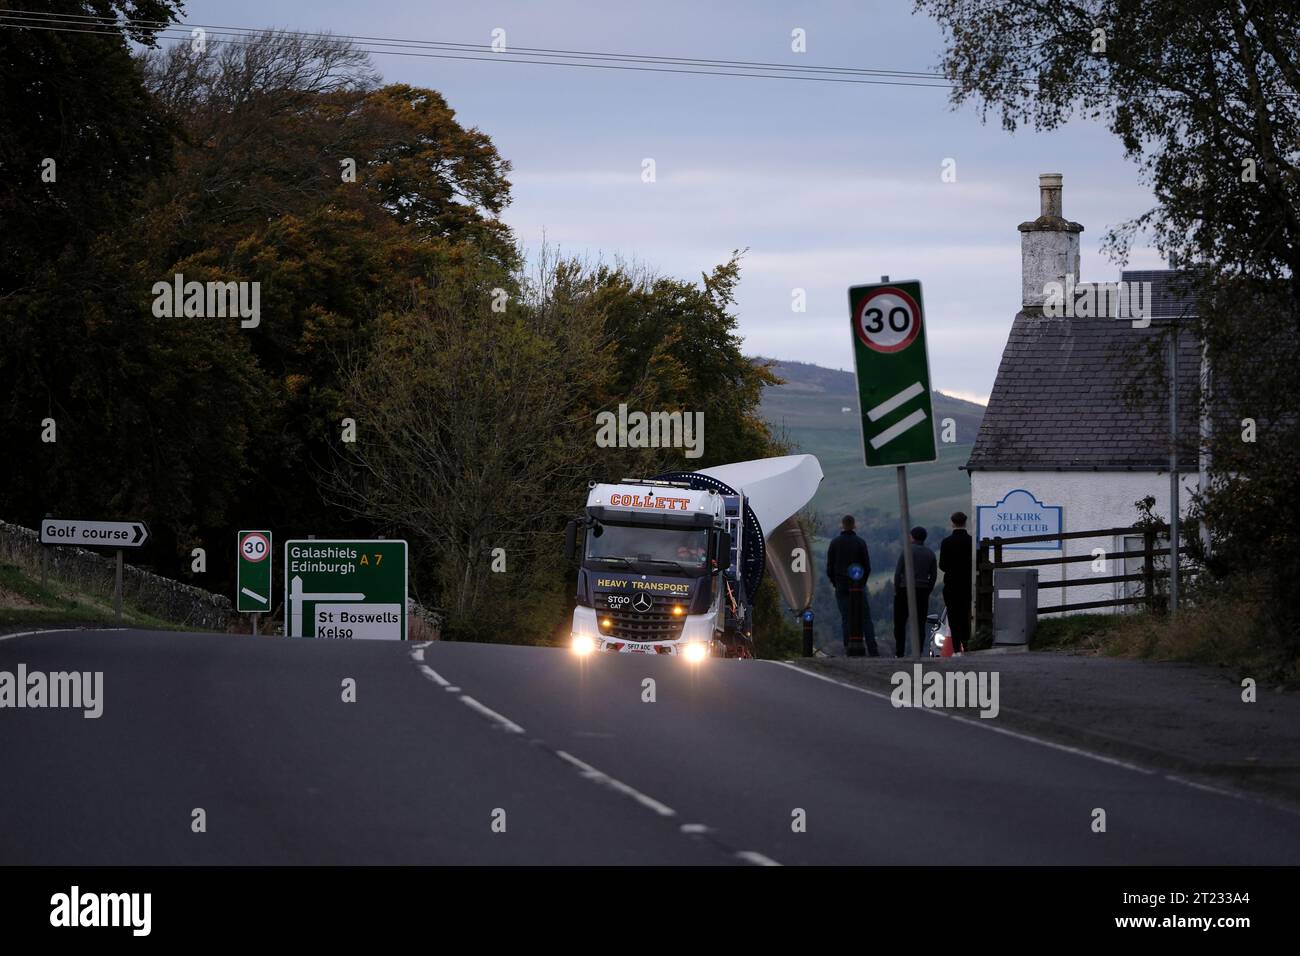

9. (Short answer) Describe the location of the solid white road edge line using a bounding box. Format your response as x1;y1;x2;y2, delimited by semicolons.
0;627;127;643
734;850;782;867
766;660;1157;775
768;659;1300;815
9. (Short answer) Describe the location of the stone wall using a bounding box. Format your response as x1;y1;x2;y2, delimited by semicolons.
0;520;233;630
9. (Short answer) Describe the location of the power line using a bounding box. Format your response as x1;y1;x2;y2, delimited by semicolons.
4;8;952;77
0;8;953;77
0;9;959;89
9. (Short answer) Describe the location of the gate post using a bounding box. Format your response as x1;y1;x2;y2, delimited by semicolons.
976;537;993;636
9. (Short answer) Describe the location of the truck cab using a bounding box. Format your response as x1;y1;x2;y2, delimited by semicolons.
564;455;824;660
566;479;738;659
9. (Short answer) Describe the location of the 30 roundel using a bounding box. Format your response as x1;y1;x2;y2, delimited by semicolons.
854;287;922;352
241;532;270;562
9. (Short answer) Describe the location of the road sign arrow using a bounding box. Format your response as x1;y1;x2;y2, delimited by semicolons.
40;518;151;548
289;574;366;638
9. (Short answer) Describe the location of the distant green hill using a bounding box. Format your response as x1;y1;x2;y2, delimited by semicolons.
758;359;986;652
759;359;984;532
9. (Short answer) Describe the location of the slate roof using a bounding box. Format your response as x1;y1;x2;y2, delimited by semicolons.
966;270;1203;471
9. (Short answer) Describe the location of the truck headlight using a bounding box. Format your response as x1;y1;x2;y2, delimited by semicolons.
572;634;596;655
681;642;708;663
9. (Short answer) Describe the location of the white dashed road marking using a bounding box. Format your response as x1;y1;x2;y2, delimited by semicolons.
458;695;526;734
410;648;783;864
555;749;676;818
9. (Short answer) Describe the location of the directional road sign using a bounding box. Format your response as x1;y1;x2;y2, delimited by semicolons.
237;530;273;613
40;518;149;548
284;539;408;640
847;280;938;467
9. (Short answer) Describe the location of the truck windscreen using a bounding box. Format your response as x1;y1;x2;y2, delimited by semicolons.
586;524;709;569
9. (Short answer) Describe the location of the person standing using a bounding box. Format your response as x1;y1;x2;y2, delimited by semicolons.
939;512;973;654
826;515;877;656
893;526;937;657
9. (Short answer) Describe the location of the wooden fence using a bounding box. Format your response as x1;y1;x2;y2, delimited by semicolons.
974;523;1197;633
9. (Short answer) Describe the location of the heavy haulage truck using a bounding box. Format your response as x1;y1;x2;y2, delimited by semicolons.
563;455;823;659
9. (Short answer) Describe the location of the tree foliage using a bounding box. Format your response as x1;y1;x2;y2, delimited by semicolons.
0;0;182;293
917;1;1300;656
2;25;792;648
329;250;788;642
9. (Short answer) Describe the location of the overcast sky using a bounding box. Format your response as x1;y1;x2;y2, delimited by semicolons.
181;0;1168;404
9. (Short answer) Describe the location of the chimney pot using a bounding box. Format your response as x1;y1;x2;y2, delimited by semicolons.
1039;173;1064;218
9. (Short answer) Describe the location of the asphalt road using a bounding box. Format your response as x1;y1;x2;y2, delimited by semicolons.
2;627;1299;865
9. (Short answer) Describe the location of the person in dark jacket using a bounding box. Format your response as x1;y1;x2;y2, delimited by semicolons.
826;515;877;656
893;526;937;657
938;511;973;654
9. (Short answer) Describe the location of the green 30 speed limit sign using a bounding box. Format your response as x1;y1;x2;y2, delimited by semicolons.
848;280;937;467
237;530;273;613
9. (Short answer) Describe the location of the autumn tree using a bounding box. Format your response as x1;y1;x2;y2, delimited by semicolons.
1;30;520;585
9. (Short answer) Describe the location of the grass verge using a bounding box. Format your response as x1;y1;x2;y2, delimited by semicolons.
0;561;182;631
1029;600;1297;687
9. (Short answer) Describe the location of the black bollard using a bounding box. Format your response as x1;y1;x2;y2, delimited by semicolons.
847;582;865;656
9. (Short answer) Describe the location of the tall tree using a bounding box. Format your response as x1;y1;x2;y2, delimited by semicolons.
916;0;1300;654
0;0;182;295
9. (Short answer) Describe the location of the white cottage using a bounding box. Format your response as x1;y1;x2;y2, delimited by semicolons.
964;174;1202;615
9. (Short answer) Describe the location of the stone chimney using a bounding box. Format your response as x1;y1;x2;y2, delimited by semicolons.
1018;173;1084;315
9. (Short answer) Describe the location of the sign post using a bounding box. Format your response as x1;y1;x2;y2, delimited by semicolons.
40;518;150;624
848;277;937;659
284;539;408;640
237;531;273;636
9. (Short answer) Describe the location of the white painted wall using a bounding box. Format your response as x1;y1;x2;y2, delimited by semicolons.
969;470;1199;616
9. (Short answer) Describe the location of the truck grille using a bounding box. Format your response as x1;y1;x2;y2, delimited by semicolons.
599;595;687;642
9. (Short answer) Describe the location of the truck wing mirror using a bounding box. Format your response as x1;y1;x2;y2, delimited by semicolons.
715;531;732;571
563;519;578;561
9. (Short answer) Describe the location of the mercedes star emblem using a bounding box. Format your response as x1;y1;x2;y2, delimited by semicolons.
632;593;653;613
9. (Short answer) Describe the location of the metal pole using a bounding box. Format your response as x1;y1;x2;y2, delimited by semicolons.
252;614;259;637
41;511;51;591
1198;339;1212;556
114;548;123;623
1169;326;1180;612
897;465;921;658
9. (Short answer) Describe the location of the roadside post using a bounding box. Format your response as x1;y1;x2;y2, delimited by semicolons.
39;518;150;624
284;539;408;640
848;276;938;659
114;549;123;622
41;512;51;591
1169;326;1180;612
846;562;866;656
237;531;273;636
801;608;815;657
